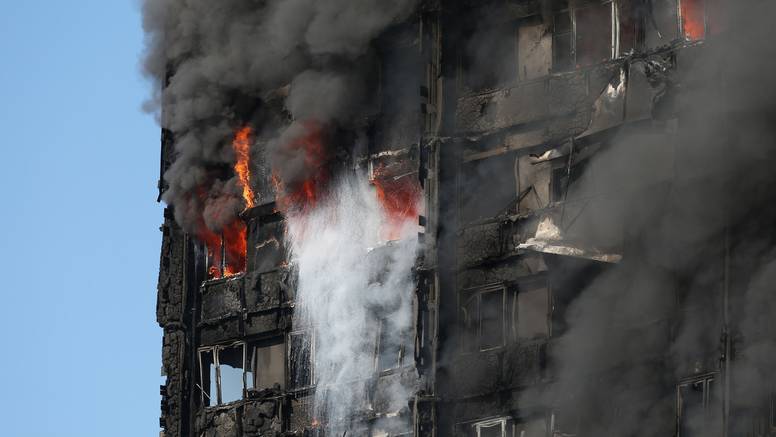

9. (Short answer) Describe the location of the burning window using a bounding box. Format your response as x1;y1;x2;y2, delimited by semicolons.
203;221;248;280
677;374;722;436
247;340;285;392
198;343;248;407
680;0;706;40
289;331;315;388
460;285;506;352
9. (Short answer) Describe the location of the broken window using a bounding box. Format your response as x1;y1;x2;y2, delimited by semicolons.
677;374;722;436
460;285;506;352
289;331;315;388
199;349;217;407
218;344;246;404
247;340;285;392
198;343;248;407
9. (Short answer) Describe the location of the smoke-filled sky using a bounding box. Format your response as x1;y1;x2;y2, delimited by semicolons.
0;1;162;436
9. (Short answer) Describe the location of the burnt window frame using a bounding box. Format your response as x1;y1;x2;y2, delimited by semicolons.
511;277;552;343
246;337;287;393
197;342;249;408
676;372;720;437
553;0;618;72
677;0;707;41
473;417;509;437
460;284;508;353
288;330;316;390
374;317;413;374
460;277;551;353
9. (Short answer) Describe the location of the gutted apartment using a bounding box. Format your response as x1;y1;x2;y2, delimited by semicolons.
156;1;776;436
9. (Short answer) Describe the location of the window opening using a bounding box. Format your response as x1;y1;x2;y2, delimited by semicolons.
516;286;550;341
198;349;217;407
680;0;706;40
198;343;248;407
677;374;721;436
290;331;315;388
575;2;614;67
248;341;286;391
553;9;574;72
476;418;507;437
460;285;506;352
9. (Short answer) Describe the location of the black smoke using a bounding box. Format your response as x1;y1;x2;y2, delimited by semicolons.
142;0;417;231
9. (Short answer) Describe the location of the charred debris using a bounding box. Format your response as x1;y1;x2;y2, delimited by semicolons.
152;0;776;436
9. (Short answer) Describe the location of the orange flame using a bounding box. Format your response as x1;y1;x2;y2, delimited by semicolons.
191;185;247;280
233;126;256;210
198;219;247;280
371;164;421;241
682;0;706;41
272;120;329;215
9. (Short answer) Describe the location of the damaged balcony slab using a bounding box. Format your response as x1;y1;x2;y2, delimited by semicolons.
517;216;622;264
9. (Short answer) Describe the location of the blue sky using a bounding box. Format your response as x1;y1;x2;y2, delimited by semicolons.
0;1;163;435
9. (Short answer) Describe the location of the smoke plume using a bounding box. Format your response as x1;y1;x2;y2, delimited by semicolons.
142;0;417;233
517;2;776;435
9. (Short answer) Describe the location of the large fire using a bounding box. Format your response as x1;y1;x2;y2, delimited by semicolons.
191;125;260;280
199;220;247;280
371;164;422;241
271;120;423;242
272;120;329;215
233;126;256;210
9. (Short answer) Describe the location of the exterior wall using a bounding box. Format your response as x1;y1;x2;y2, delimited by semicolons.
156;1;776;436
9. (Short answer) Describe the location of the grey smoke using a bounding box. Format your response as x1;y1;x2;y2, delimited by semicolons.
516;2;776;435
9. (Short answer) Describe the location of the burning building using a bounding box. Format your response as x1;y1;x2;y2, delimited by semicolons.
148;0;776;436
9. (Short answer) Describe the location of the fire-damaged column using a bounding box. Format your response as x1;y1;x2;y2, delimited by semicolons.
158;207;198;437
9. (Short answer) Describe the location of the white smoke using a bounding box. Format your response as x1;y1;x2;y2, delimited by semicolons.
285;173;420;432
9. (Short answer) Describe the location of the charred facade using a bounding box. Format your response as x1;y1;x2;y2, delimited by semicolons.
154;1;776;436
